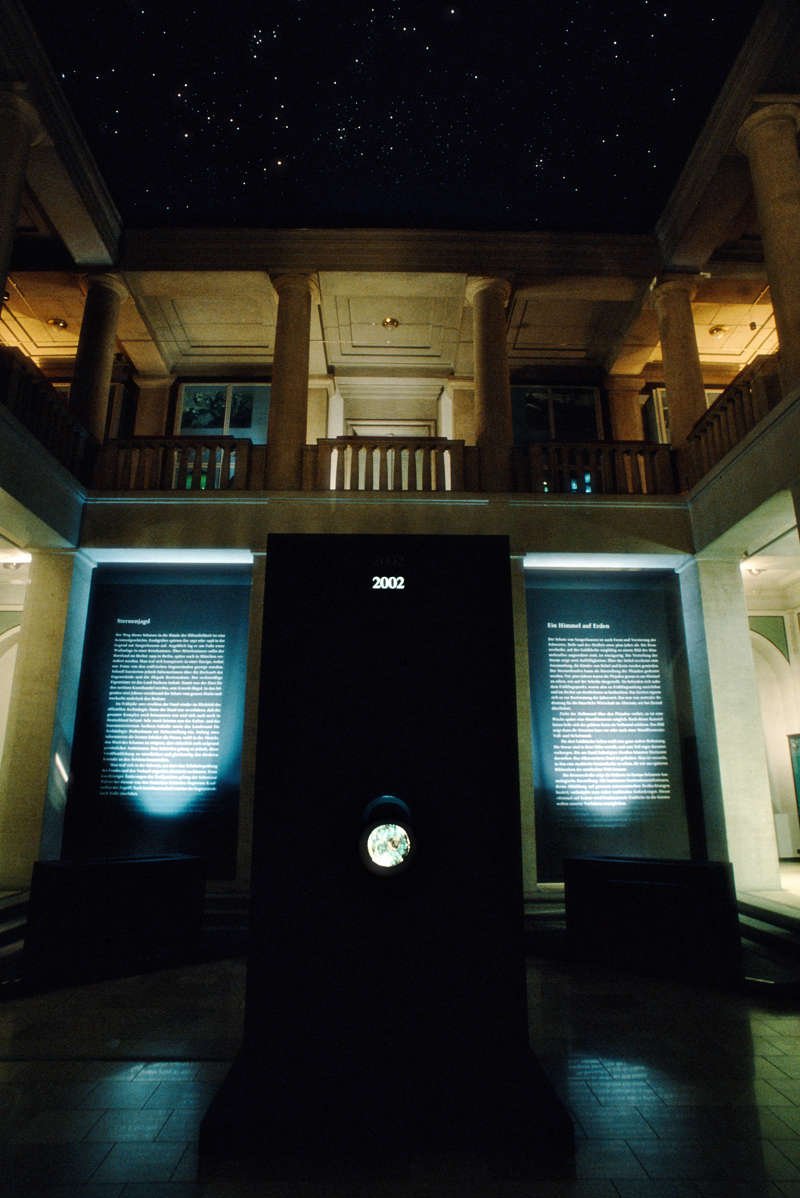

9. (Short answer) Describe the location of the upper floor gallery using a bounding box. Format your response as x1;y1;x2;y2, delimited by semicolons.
0;0;798;554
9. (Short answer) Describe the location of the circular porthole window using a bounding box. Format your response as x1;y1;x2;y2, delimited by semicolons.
366;822;412;869
360;796;414;875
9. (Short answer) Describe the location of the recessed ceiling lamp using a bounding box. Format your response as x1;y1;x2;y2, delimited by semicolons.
708;325;726;339
46;317;68;330
382;316;399;329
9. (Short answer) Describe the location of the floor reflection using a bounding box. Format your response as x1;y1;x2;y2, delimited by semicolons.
0;952;799;1194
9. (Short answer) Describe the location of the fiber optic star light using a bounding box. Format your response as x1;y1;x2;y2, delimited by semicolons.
360;795;414;874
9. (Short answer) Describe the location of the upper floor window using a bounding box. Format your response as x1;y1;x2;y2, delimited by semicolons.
511;385;603;445
176;383;271;444
643;386;723;444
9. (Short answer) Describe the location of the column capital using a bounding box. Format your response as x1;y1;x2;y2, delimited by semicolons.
736;103;800;155
0;87;44;147
650;273;700;310
605;372;646;391
269;271;320;304
465;276;511;307
81;272;128;301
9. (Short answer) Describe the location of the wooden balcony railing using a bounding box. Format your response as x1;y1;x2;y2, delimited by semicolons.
677;353;783;489
94;437;253;491
514;440;676;495
0;346;97;484
304;436;475;492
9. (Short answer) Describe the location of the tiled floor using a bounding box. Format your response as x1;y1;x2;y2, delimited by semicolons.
2;950;800;1195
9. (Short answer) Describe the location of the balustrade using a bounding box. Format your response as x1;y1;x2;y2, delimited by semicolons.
518;440;676;496
306;436;466;492
0;346;96;483
677;354;782;489
94;436;251;491
2;340;788;500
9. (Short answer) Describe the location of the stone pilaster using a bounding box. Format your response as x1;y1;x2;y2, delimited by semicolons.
651;276;707;447
680;557;780;892
0;551;75;887
0;89;41;293
70;273;128;443
737;103;800;396
466;276;513;491
266;273;318;490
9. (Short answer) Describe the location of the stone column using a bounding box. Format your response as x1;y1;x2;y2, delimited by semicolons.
466;276;513;491
0;551;75;887
266;273;317;490
651;276;707;447
605;375;646;441
680;557;780;892
737;103;800;396
70;273;128;443
0;89;41;293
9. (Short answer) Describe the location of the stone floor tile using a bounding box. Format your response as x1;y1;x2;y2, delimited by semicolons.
611;1182;703;1198
155;1107;206;1140
12;1061;143;1083
9;1139;114;1185
120;1185;207;1197
768;1079;800;1105
80;1080;162;1110
573;1108;657;1139
496;1182;618;1198
686;1105;799;1140
769;1139;800;1168
773;1107;800;1134
137;1062;201;1080
83;1108;173;1141
572;1138;648;1179
695;1182;784;1197
173;1142;203;1181
193;1061;231;1082
765;1059;800;1081
12;1106;103;1142
142;1080;219;1109
718;1138;800;1180
7;1186;125;1198
90;1140;188;1183
626;1138;729;1180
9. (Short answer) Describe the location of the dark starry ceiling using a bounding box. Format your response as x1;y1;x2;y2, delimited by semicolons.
24;0;764;232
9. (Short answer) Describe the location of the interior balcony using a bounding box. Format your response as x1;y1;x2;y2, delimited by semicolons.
0;345;789;503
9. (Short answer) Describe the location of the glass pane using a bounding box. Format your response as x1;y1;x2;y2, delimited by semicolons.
229;385;270;444
512;387;551;445
229;390;253;429
551;390;599;442
179;386;226;434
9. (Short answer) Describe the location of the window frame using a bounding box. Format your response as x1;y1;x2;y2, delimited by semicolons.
511;384;604;446
174;380;271;444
